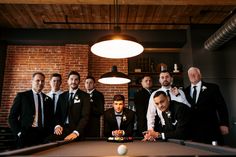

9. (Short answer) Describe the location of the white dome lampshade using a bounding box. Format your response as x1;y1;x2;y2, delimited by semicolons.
98;65;131;84
91;33;144;59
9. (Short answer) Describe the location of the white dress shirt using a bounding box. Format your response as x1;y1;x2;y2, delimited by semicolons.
146;86;190;130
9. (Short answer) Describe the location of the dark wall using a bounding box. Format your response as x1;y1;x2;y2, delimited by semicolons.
181;25;236;147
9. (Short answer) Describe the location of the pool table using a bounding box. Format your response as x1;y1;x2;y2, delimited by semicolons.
1;139;236;156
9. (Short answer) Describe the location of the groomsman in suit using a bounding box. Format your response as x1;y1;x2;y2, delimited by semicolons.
143;91;191;141
84;76;104;137
147;70;190;131
48;71;90;142
8;72;54;148
134;75;153;137
104;95;135;137
47;73;63;114
184;67;229;145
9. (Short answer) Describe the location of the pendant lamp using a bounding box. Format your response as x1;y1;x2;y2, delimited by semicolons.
98;65;131;84
90;0;144;59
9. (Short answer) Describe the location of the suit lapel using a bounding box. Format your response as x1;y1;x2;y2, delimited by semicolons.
28;90;35;112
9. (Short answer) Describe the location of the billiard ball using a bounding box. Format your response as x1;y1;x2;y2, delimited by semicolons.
117;144;128;155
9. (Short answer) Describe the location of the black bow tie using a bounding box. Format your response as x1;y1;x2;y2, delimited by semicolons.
115;115;122;117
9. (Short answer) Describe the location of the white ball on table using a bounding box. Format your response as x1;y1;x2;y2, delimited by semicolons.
117;144;128;155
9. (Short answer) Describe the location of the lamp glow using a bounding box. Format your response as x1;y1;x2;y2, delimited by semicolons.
91;34;144;59
98;66;131;84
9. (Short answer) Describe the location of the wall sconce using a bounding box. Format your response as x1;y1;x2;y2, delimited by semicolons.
90;0;144;59
98;65;131;84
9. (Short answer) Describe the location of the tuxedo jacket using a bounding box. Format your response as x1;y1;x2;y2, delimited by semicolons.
155;101;191;140
8;90;54;136
85;89;104;137
55;89;90;137
184;81;229;144
104;108;135;137
134;87;152;135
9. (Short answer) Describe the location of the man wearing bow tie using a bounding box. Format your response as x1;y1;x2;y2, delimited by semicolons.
104;95;135;137
84;76;104;138
47;71;90;142
184;67;229;145
143;91;190;141
8;72;54;148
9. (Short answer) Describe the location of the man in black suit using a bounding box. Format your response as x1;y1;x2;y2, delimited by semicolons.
84;76;104;137
143;91;191;141
48;71;91;142
104;95;135;137
184;67;229;145
134;75;153;137
8;72;54;148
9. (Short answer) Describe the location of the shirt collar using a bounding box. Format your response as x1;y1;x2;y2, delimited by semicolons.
32;89;41;95
87;89;95;94
49;90;62;95
69;88;78;94
191;81;202;88
115;111;123;115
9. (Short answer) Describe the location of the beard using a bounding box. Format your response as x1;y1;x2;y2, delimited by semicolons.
162;80;171;86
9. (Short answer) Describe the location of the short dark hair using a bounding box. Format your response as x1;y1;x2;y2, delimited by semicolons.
160;70;172;77
32;72;45;79
68;71;80;81
51;73;62;80
113;94;125;102
86;76;95;83
153;91;167;98
140;75;152;81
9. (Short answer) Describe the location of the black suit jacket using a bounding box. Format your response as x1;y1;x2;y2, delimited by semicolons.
104;108;135;137
85;89;104;137
8;90;54;136
55;89;90;137
155;101;191;140
184;81;229;144
134;88;152;135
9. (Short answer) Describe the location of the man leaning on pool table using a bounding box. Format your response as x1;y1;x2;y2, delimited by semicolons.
104;94;135;137
143;91;191;141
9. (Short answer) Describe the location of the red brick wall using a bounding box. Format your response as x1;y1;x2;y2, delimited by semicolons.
0;44;128;126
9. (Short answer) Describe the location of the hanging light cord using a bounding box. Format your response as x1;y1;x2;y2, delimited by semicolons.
114;0;120;32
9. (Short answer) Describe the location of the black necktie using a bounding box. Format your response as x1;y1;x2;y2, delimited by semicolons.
162;112;172;130
37;93;42;127
166;90;171;100
69;93;73;106
192;86;197;104
52;93;56;112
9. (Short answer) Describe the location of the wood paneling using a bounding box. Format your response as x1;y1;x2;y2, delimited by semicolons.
0;1;235;30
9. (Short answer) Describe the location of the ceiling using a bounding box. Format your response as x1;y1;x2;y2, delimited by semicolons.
0;0;236;31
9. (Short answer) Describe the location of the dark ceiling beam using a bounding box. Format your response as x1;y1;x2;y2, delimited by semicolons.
1;0;236;5
0;29;186;48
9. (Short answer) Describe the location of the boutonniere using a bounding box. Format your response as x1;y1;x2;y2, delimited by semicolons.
74;95;80;103
44;96;49;101
166;111;171;119
122;115;127;121
201;86;207;92
90;98;93;102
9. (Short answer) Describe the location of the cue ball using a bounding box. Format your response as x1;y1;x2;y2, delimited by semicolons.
117;144;128;155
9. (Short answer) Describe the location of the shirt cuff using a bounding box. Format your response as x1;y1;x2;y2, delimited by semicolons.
73;130;79;137
55;125;61;130
161;132;165;140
